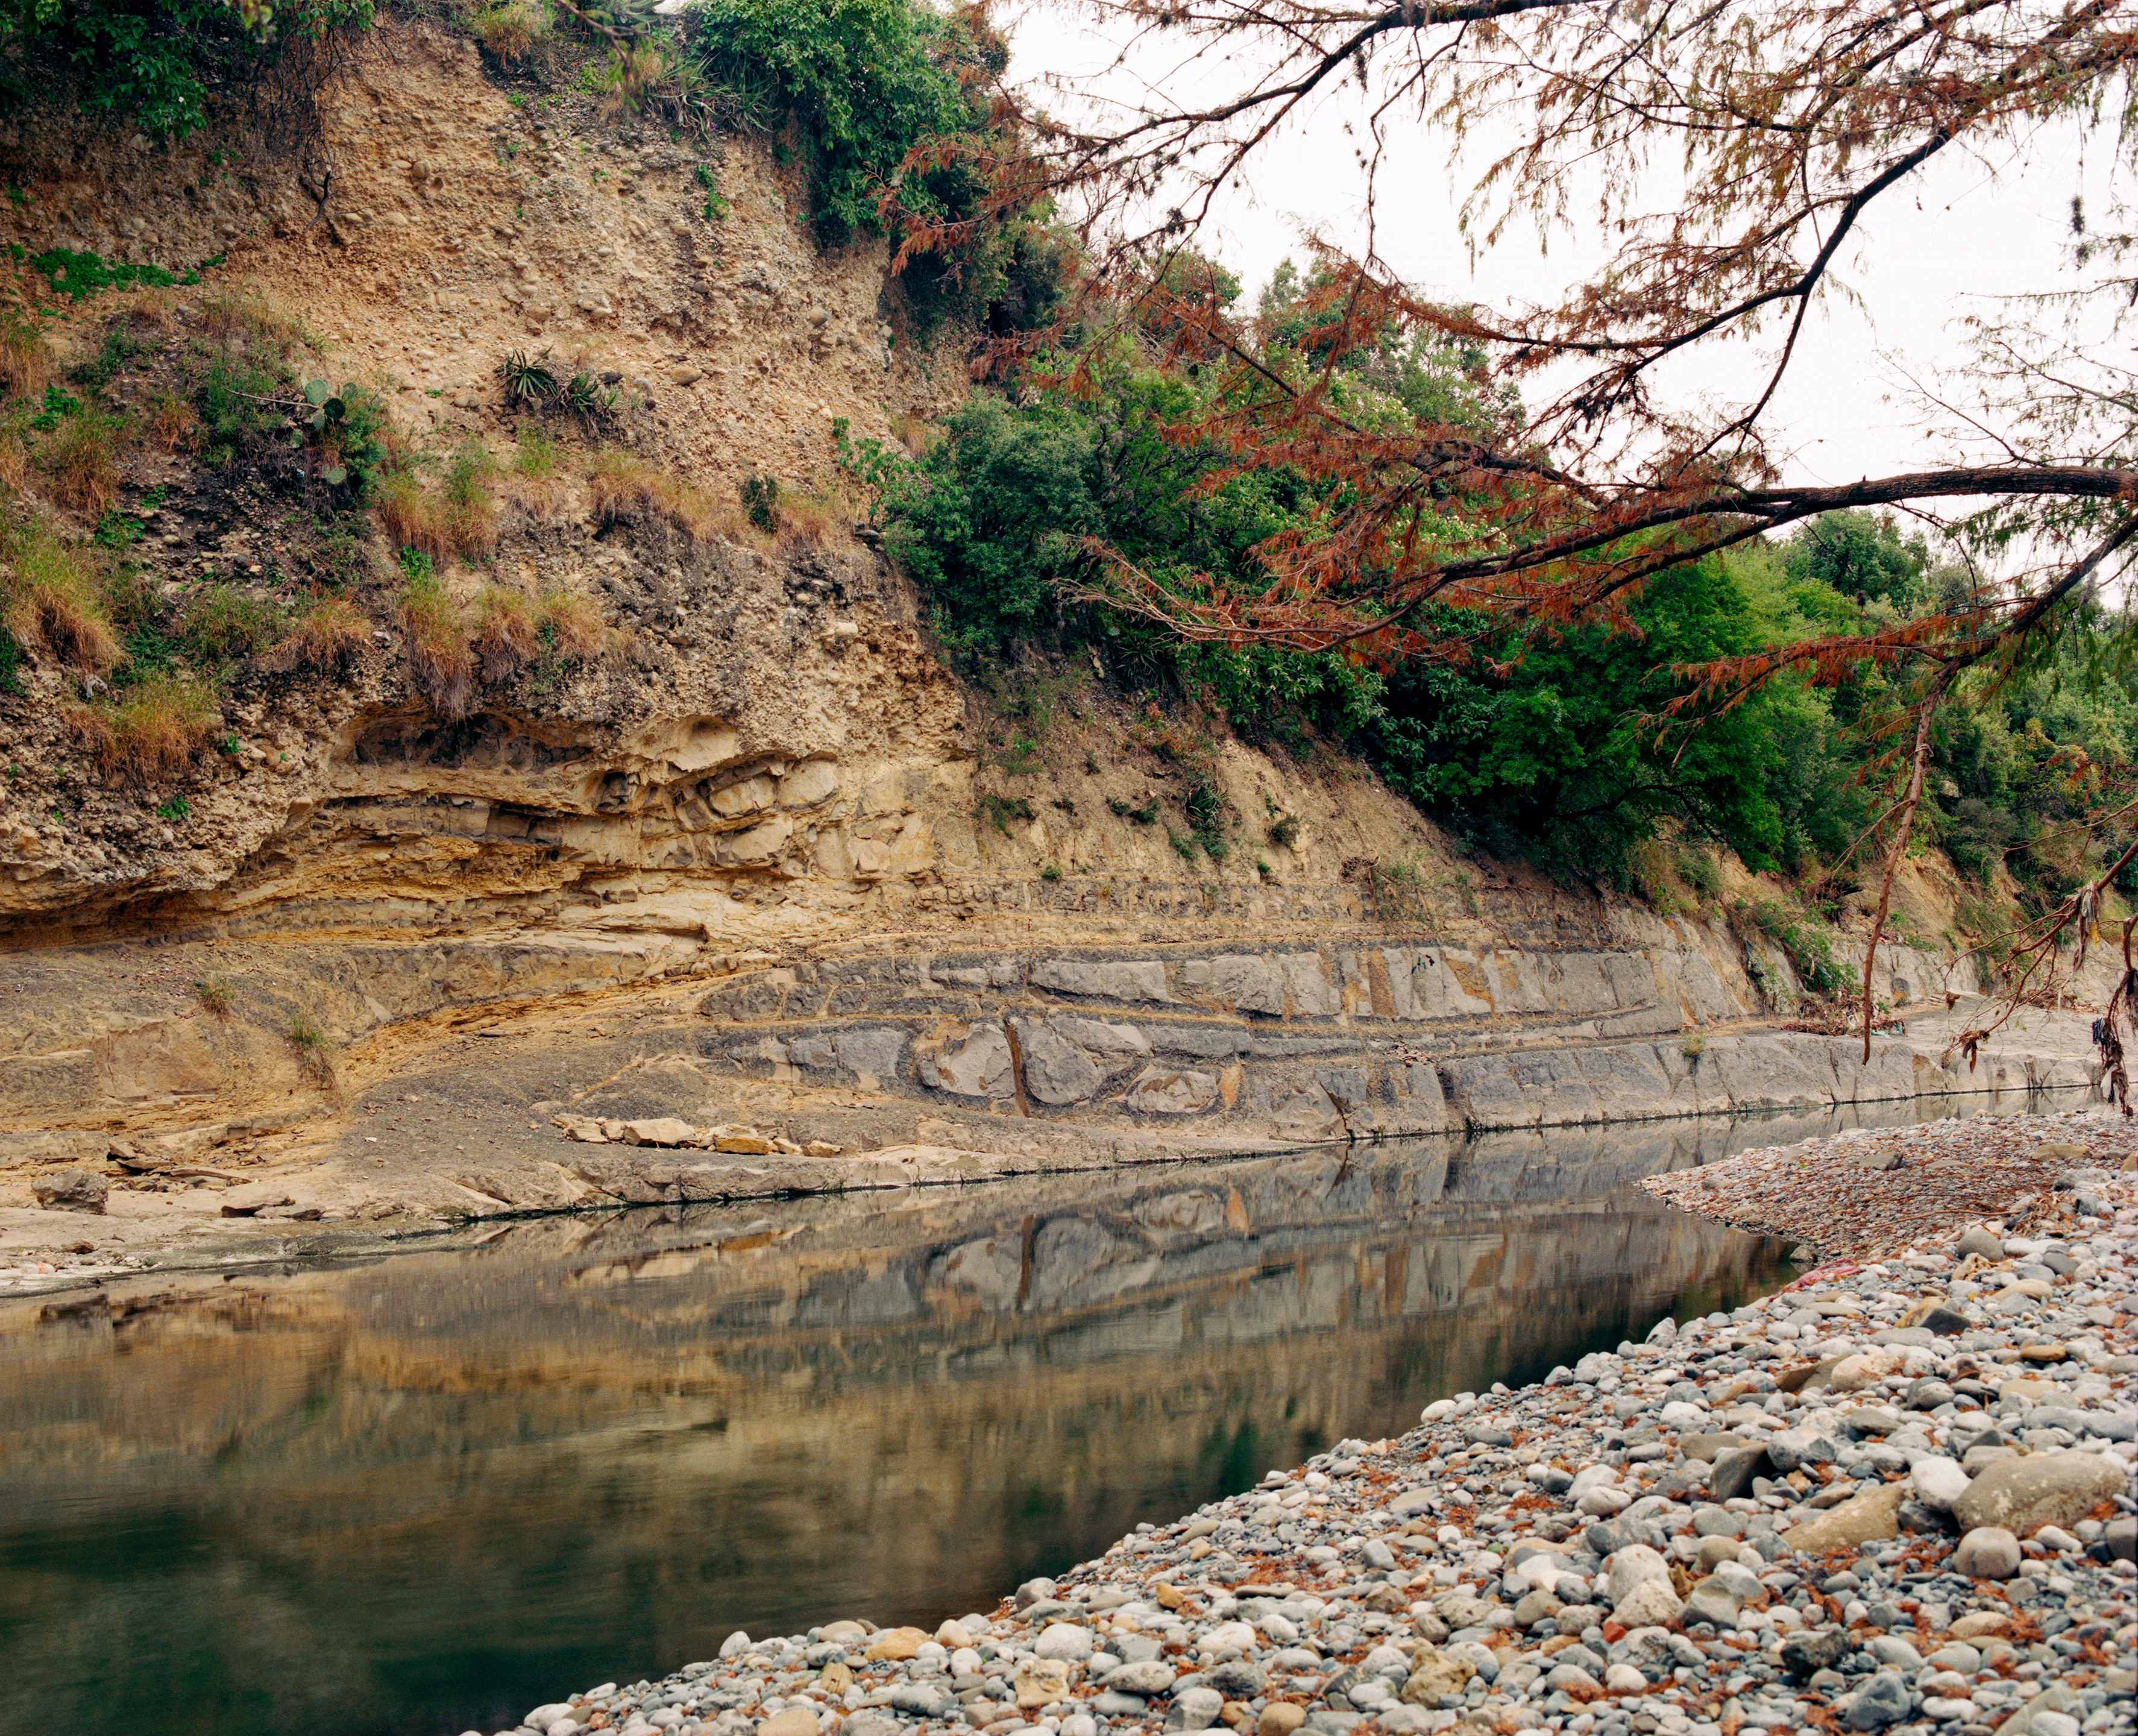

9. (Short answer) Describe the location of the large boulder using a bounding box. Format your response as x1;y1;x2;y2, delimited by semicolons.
31;1166;107;1213
1033;1623;1095;1661
1709;1445;1778;1501
1845;1672;1912;1730
1909;1456;1971;1511
919;1025;1014;1098
622;1117;697;1147
1399;1647;1477;1703
1606;1544;1683;1626
1952;1527;2020;1579
1121;1067;1219;1115
1780;1482;1907;1555
1767;1426;1838;1471
1016;1022;1104;1105
1951;1452;2126;1536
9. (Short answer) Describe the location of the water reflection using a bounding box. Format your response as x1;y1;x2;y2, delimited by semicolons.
0;1113;1846;1736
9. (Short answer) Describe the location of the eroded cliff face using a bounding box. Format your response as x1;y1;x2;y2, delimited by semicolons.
0;23;2098;1246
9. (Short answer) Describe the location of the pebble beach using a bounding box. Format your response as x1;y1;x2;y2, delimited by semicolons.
477;1113;2136;1736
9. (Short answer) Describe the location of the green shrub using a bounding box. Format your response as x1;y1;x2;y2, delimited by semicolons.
691;0;981;242
497;347;559;410
740;471;780;534
1366;559;1798;885
196;350;288;464
8;2;376;140
975;792;1034;835
69;322;157;392
316;382;388;494
879;395;1097;658
1677;848;1724;901
20;247;179;303
1737;896;1847;995
687;0;1061;331
1185;779;1227;859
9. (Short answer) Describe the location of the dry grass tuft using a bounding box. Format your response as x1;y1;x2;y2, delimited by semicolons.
471;583;540;681
398;570;474;718
376;471;453;564
77;672;220;784
1;522;122;671
0;308;48;400
285;1012;339;1095
441;440;500;556
39;406;129;517
0;423;29;492
539;590;608;662
585;448;720;540
889;411;934;456
268;596;371;677
376;445;500;564
471;0;553;60
514;427;559;480
198;285;312;358
778;490;847;547
146;389;200;451
506;427;567;516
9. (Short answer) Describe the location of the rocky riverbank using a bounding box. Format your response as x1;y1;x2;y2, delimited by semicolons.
468;1119;2134;1736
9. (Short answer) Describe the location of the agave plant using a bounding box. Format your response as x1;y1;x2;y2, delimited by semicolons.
561;371;613;421
497;347;559;409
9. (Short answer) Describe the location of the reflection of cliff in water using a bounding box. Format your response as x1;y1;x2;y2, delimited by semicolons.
0;1127;1795;1736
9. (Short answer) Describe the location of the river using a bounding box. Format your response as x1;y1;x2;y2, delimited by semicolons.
0;1101;1998;1736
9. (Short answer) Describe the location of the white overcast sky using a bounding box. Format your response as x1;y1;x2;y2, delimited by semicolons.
999;4;2126;501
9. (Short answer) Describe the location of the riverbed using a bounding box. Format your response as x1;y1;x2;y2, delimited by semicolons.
0;1100;2057;1736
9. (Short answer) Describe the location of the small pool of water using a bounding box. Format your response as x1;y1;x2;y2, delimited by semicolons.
0;1101;1975;1736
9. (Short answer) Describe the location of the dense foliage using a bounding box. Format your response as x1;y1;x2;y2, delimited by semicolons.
854;261;2134;912
687;0;1065;334
690;0;985;247
0;0;373;136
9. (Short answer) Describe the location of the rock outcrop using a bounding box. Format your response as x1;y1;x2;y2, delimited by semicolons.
0;22;2107;1238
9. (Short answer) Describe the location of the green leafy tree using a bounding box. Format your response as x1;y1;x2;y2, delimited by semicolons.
881;394;1101;655
1778;511;1929;609
1366;560;1794;882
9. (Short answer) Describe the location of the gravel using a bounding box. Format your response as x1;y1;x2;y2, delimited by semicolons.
1640;1110;2127;1263
465;1130;2136;1736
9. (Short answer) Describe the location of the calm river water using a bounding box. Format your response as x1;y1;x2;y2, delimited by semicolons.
0;1103;1973;1736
